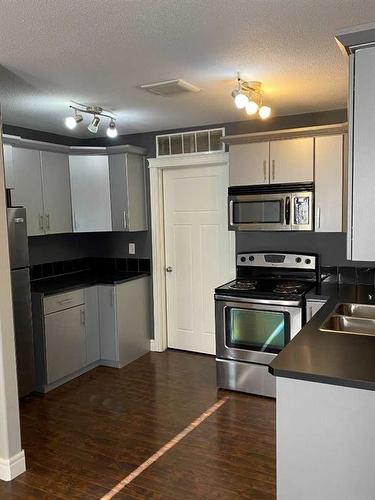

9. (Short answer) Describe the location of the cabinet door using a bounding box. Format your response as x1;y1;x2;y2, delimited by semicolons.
3;144;14;188
229;142;269;186
84;286;100;365
44;305;86;384
12;148;44;236
109;153;148;231
98;285;118;364
350;47;375;260
315;135;343;232
69;155;112;232
41;151;72;235
115;277;150;367
270;138;313;184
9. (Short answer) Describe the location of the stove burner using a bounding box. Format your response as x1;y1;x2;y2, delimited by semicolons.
273;281;305;294
229;280;257;290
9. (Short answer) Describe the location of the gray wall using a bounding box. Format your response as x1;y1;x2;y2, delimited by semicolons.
237;232;374;267
13;108;351;265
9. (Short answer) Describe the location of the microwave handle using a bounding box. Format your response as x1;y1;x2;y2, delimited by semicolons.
285;196;291;225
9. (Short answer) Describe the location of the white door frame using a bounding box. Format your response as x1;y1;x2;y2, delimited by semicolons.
148;152;230;352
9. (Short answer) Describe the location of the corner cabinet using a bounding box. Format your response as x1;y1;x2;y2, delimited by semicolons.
109;152;148;231
69;155;112;232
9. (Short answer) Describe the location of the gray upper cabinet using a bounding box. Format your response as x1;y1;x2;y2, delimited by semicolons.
269;137;314;184
69;155;112;232
348;46;375;260
315;135;344;233
12;148;45;236
109;152;148;231
229;142;270;186
3;144;14;188
12;147;72;236
40;151;72;234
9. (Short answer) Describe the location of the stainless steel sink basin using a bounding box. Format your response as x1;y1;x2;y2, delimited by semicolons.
320;315;375;336
334;303;375;320
319;303;375;336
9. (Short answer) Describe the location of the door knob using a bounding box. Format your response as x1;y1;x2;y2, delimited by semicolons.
166;266;173;272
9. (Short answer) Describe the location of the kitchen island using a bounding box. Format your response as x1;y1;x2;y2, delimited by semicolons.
269;283;375;500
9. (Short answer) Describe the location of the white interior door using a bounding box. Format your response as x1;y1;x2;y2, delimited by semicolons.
163;164;234;354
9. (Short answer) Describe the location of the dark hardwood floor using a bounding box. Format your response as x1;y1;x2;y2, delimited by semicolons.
0;350;276;499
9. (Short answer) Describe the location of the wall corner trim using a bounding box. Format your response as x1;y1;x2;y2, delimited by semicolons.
0;450;26;481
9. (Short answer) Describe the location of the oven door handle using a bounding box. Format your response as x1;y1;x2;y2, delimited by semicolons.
285;196;291;225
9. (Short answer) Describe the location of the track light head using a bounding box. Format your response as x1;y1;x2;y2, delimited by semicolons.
106;119;118;138
88;115;100;133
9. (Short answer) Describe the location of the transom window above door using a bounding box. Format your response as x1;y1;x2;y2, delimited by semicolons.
156;128;225;157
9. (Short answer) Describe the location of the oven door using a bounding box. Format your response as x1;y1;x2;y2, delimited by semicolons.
228;193;290;231
215;297;302;364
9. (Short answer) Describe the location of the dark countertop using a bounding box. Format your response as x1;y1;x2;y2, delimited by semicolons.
269;282;375;391
31;270;150;296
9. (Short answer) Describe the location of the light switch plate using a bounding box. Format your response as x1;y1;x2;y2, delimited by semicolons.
129;243;136;255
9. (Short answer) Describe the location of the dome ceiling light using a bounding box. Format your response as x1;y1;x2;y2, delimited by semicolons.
65;101;118;137
231;73;272;120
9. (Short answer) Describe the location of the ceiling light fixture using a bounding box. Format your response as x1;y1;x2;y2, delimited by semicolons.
88;115;100;134
106;119;118;138
232;74;271;119
64;102;118;137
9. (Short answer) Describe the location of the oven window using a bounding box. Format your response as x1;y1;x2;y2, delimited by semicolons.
226;308;289;353
232;201;282;224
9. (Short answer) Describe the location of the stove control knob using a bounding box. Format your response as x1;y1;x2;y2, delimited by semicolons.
295;257;302;263
249;256;255;262
240;257;246;263
305;258;311;265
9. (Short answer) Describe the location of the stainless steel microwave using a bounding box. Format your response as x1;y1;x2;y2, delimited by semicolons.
228;183;314;231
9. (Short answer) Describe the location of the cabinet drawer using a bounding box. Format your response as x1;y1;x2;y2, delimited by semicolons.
44;289;84;315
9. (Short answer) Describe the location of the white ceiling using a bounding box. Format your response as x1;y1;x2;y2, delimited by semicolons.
0;0;374;138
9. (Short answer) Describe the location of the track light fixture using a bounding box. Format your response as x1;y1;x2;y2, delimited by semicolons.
65;101;118;137
232;73;271;119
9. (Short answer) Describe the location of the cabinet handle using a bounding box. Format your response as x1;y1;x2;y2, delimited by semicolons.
123;211;127;230
73;212;77;231
38;214;44;232
80;309;86;326
317;207;321;229
272;160;275;181
263;160;267;182
45;213;50;231
110;288;114;307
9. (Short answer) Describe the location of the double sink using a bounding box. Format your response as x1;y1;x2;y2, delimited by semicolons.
320;303;375;337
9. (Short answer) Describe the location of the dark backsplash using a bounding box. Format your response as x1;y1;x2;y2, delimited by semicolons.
30;257;151;282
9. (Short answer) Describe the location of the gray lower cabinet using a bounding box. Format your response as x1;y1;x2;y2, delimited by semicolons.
306;299;327;322
98;277;150;368
44;305;86;384
33;286;100;391
109;152;148;231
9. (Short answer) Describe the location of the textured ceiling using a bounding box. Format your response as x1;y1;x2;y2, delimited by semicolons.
0;0;374;137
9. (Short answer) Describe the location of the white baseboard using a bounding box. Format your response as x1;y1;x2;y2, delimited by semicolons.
150;339;166;352
0;450;26;481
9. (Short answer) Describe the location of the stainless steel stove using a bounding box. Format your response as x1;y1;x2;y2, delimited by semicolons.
215;252;319;397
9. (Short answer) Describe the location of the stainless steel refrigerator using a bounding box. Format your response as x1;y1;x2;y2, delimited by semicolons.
7;207;35;397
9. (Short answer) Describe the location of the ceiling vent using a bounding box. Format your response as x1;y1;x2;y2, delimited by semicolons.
140;79;200;96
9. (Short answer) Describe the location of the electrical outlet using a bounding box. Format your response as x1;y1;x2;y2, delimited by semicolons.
129;243;136;255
